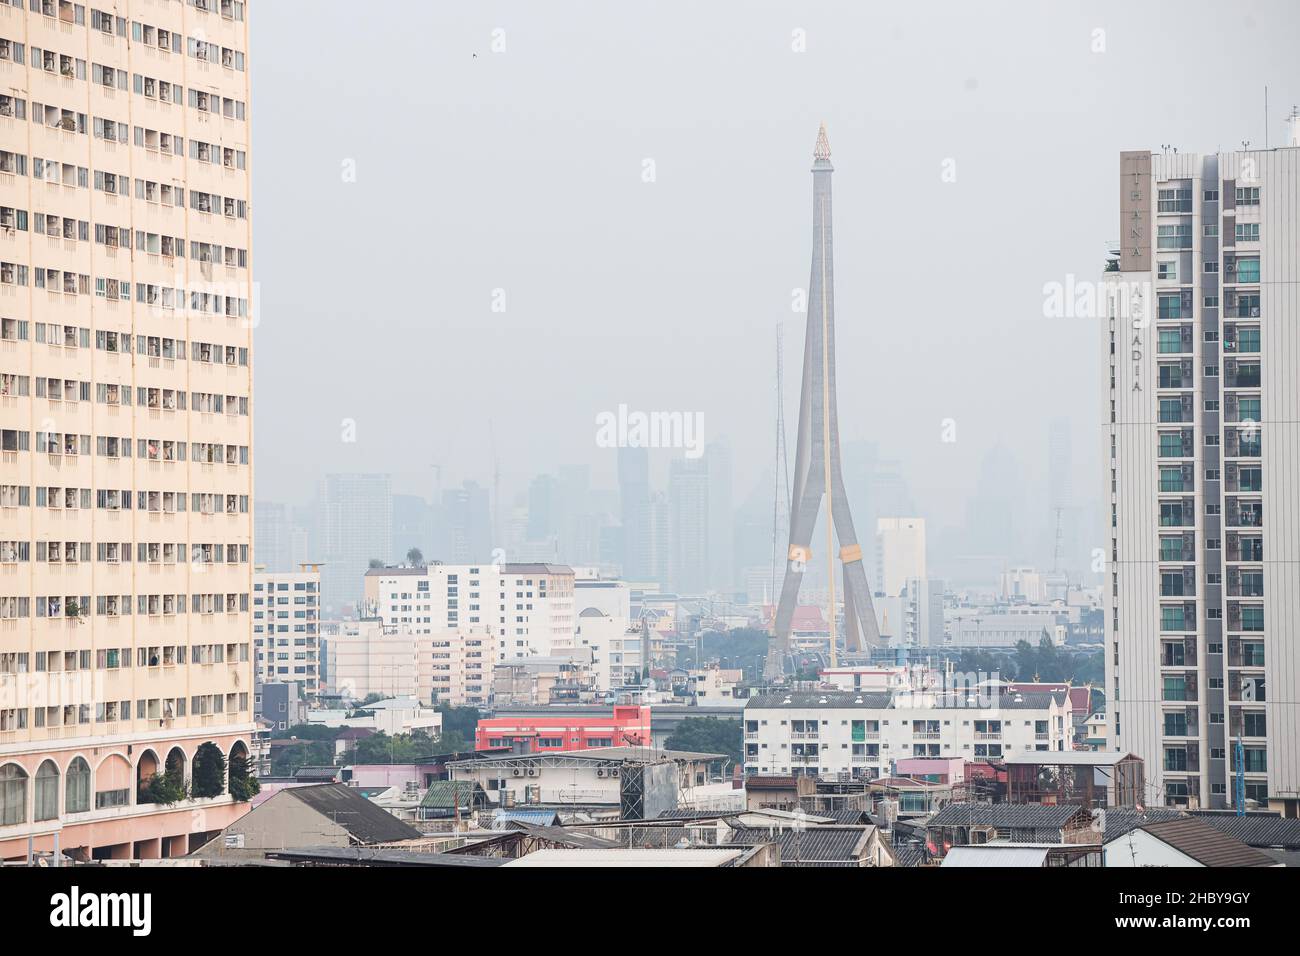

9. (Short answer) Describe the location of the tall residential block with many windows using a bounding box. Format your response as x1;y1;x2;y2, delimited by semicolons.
1104;130;1300;815
0;0;255;860
253;564;320;700
364;563;576;661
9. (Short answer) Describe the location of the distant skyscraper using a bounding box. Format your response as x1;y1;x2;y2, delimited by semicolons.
321;474;393;613
437;481;492;564
1047;417;1079;579
1105;138;1300;815
669;456;709;594
706;440;735;594
646;492;670;587
618;446;651;579
773;125;881;668
392;494;434;564
527;473;560;543
843;440;915;588
875;518;927;598
255;501;294;573
963;444;1023;577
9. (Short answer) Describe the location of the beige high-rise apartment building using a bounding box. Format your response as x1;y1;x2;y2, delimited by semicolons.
0;0;254;861
1104;132;1300;815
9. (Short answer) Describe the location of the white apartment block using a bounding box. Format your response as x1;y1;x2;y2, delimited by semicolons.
1104;135;1300;814
570;607;641;691
0;0;255;862
743;691;1072;779
321;618;416;702
418;624;490;708
364;562;575;661
875;517;926;598
252;564;320;699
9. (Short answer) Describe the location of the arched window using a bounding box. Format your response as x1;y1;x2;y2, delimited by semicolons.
34;760;59;821
0;764;28;826
65;757;90;813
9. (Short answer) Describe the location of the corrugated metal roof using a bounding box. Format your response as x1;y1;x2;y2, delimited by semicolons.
892;842;931;867
1140;817;1280;867
499;824;622;849
267;846;504;867
504;848;742;867
726;825;870;863
491;809;561;829
1098;807;1185;840
419;780;476;809
1193;813;1300;849
285;784;424;844
942;845;1050;867
927;802;1088;829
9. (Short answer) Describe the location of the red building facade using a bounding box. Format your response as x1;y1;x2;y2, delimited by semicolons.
474;706;651;753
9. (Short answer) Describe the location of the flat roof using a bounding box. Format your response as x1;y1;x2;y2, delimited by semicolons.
265;846;504;867
450;745;725;767
941;845;1051;868
746;691;1066;711
503;848;743;868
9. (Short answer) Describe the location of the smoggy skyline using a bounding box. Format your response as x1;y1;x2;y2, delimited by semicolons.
249;0;1299;575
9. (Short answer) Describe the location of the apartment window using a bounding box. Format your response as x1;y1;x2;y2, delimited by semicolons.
1157;224;1191;249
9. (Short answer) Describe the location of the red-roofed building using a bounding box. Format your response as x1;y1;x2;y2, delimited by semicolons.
474;705;651;753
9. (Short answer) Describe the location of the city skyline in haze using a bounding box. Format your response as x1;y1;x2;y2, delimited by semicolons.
248;0;1299;583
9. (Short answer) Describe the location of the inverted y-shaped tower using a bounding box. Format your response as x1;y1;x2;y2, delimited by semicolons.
768;124;881;676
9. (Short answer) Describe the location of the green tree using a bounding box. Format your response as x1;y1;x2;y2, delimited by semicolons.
436;702;478;738
228;750;260;802
272;723;338;742
664;717;742;767
368;558;385;569
191;742;227;798
139;770;188;805
271;740;335;777
351;730;436;764
674;627;772;680
406;547;425;567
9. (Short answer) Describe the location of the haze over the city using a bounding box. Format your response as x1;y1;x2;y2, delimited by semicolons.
250;0;1298;579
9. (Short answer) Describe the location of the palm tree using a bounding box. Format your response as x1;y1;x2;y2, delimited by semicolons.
406;547;425;567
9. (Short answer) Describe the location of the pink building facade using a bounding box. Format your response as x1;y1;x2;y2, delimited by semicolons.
0;730;253;862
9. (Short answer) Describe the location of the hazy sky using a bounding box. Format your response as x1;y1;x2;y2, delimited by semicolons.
250;0;1299;548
